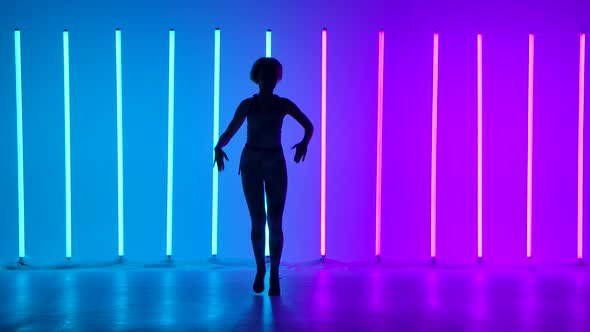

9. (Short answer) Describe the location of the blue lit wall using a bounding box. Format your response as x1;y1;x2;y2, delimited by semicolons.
0;0;589;265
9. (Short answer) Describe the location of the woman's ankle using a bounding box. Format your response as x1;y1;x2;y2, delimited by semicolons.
270;268;279;279
257;267;266;275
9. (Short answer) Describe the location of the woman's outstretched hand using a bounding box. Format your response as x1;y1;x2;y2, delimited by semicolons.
291;142;308;163
213;147;229;171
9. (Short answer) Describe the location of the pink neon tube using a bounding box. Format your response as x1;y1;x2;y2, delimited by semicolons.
321;28;327;257
431;32;439;259
375;29;384;258
477;33;483;259
527;33;534;259
578;33;586;260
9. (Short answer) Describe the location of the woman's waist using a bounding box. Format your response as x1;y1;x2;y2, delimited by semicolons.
244;143;283;152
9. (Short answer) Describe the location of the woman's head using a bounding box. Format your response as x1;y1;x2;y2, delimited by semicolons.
250;57;283;90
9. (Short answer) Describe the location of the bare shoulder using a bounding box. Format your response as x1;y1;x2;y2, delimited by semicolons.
279;96;295;105
236;97;254;115
240;97;255;108
279;97;298;113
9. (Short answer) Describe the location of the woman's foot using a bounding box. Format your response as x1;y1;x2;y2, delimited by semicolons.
268;276;280;296
253;271;265;293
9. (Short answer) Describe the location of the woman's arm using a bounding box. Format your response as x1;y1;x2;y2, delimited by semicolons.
213;99;249;171
283;98;314;145
215;99;250;149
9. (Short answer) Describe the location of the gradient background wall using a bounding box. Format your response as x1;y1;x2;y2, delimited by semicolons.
0;0;588;265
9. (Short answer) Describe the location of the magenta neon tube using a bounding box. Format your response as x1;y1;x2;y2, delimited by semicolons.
321;28;327;257
375;29;384;258
431;32;439;259
477;33;483;259
578;33;586;261
527;33;534;259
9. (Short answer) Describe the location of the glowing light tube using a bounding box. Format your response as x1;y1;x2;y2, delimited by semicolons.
265;29;272;257
266;29;272;57
15;29;25;259
116;28;124;257
477;33;483;259
321;28;327;257
431;32;439;259
527;33;534;259
265;195;269;257
375;29;384;258
578;33;586;261
63;29;72;259
212;28;220;256
166;29;175;257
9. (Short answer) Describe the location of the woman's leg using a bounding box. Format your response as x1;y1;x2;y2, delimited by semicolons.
241;158;267;275
264;155;288;279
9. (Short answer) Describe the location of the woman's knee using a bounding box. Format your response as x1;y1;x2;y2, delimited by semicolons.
268;221;283;235
251;227;265;240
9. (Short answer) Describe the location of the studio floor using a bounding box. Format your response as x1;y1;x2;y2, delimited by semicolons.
0;259;589;331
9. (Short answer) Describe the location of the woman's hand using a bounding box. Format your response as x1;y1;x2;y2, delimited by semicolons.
213;147;229;171
291;142;308;163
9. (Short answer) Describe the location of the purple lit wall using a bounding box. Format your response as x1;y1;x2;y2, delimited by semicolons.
0;0;588;265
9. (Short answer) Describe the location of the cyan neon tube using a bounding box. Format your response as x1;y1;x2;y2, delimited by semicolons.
166;29;175;257
63;29;72;259
15;28;25;259
266;29;272;58
116;28;124;257
265;29;272;257
212;28;220;256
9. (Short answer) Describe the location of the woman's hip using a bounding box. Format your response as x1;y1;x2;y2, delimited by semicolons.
240;146;286;176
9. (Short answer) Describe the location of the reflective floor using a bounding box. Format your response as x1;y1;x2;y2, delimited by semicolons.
0;260;589;331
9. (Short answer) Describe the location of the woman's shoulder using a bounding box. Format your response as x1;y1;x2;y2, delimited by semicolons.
274;94;289;102
239;96;257;108
272;95;294;107
274;95;292;114
234;97;255;117
276;96;299;113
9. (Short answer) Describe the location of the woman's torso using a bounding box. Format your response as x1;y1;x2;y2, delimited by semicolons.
246;94;287;149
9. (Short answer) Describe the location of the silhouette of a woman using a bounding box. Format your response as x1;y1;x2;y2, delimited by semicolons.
214;58;314;296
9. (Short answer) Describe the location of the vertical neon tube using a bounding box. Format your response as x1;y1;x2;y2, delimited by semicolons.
15;29;25;259
477;33;483;260
265;29;272;257
321;28;327;257
578;33;586;261
375;29;384;258
431;32;439;259
266;29;272;57
166;29;175;257
63;30;72;259
527;33;534;259
116;28;124;257
212;28;220;256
